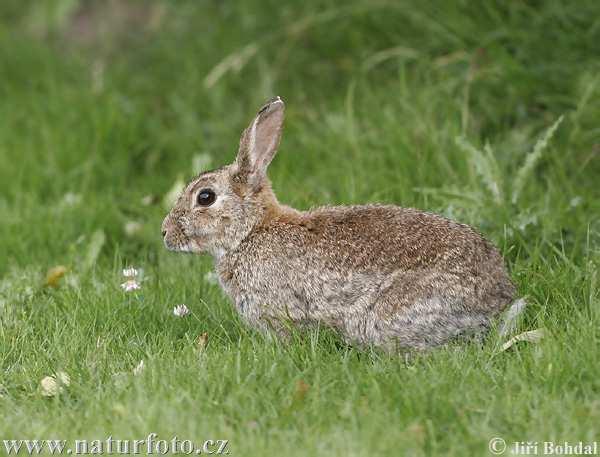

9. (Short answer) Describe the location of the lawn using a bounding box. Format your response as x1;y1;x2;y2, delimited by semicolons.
1;1;599;455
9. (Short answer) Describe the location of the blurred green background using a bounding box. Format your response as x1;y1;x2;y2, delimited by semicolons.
0;1;599;455
1;1;599;265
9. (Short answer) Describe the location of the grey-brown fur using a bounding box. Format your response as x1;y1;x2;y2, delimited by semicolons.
162;97;515;350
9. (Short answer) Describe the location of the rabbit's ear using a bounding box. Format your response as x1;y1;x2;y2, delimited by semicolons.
233;97;284;190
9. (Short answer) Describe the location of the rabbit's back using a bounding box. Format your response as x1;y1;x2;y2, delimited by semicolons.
294;205;500;272
267;205;511;296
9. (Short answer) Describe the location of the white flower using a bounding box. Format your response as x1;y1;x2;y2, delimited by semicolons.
173;304;190;317
133;360;145;376
122;267;138;278
121;279;141;292
121;267;141;291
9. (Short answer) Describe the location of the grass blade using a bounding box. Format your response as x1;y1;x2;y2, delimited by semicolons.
511;116;564;204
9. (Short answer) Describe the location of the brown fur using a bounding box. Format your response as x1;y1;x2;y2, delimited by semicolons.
162;97;515;350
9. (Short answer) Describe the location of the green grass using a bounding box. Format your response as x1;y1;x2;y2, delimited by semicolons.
1;1;600;455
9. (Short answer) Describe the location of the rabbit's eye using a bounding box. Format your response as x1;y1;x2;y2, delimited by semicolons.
196;189;216;207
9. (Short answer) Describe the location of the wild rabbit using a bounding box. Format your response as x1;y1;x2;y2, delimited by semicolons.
162;97;515;350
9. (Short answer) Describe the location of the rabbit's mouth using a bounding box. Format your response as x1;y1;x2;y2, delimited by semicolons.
162;215;204;253
164;236;190;253
163;233;205;254
166;242;192;253
162;229;189;253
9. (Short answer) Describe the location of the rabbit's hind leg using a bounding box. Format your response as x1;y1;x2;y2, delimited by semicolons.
367;270;492;350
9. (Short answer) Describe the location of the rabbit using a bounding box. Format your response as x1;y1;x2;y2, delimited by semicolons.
162;97;516;351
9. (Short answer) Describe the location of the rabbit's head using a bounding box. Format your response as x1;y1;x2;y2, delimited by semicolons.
161;97;285;257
